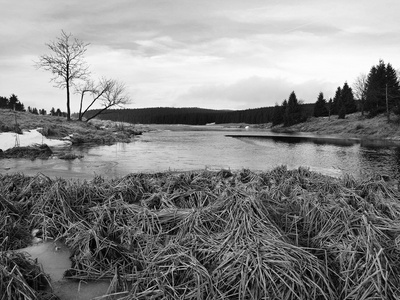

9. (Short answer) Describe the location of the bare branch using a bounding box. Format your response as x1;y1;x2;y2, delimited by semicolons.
35;30;90;120
352;73;367;116
85;79;131;122
352;73;367;100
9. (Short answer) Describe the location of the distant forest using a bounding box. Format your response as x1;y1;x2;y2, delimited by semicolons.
85;104;315;125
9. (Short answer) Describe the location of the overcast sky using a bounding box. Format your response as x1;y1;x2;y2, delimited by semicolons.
1;0;400;112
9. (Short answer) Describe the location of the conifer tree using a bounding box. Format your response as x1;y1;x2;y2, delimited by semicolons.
365;60;387;116
332;87;342;115
0;96;8;108
386;63;400;114
313;92;328;117
342;82;357;114
284;91;302;126
328;98;333;119
272;100;286;126
8;94;24;111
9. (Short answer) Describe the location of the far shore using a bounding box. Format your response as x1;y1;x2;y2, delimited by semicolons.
268;113;400;141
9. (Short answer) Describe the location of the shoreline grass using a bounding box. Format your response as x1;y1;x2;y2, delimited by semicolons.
1;167;400;299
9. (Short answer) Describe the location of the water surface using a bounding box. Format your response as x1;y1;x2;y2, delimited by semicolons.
1;128;400;179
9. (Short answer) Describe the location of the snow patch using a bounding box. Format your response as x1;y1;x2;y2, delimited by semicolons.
0;129;71;151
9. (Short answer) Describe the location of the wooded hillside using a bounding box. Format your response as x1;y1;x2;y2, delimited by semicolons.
85;104;315;125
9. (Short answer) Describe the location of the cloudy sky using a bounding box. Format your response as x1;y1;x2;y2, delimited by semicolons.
1;0;400;112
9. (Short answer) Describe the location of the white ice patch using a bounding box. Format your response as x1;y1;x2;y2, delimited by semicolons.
0;129;71;151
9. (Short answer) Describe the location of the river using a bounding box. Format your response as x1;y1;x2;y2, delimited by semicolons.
1;126;400;179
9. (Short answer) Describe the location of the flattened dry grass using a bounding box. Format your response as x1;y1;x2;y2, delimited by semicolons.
0;251;54;300
1;166;400;299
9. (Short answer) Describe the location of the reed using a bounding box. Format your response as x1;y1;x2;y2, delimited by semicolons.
0;251;53;300
1;167;400;299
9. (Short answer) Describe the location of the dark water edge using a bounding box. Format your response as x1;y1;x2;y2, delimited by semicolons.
226;134;400;148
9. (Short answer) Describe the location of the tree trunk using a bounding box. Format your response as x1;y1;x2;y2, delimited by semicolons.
78;91;84;121
361;97;364;116
386;84;390;122
66;75;71;121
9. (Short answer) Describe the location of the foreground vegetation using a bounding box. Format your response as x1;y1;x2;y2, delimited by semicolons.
1;167;400;299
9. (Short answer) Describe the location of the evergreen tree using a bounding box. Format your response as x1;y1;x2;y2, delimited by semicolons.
0;96;9;108
365;60;387;116
8;94;24;111
386;63;400;114
313;92;328;117
341;82;357;114
50;107;56;116
338;103;346;119
327;98;333;118
284;91;302;126
332;85;349;119
272;100;286;126
332;87;342;115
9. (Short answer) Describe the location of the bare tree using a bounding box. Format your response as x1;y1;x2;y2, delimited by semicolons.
80;78;131;122
352;73;367;116
76;79;96;121
35;30;90;120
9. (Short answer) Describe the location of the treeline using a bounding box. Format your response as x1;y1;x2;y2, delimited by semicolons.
86;104;315;125
312;82;357;120
312;60;400;121
0;94;25;111
364;60;400;118
25;106;67;117
0;94;67;117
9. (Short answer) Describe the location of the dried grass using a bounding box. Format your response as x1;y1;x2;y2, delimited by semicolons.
1;167;400;299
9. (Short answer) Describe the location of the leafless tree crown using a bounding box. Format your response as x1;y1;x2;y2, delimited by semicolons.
36;30;90;89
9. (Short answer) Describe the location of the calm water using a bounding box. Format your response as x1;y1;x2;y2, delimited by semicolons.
1;127;400;179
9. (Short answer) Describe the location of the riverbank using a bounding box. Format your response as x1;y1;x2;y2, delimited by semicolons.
270;113;400;140
1;167;400;299
0;109;143;158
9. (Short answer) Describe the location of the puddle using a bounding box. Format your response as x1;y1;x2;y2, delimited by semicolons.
18;240;71;282
18;240;112;299
52;280;111;300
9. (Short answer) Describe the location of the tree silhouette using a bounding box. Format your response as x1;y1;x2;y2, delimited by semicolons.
342;82;357;114
313;92;328;117
35;30;90;121
76;78;131;121
352;73;367;116
284;91;302;126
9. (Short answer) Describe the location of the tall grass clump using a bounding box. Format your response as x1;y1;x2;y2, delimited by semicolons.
1;167;400;299
0;251;54;300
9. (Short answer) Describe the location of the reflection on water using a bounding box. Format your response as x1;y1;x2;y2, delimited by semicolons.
1;130;400;179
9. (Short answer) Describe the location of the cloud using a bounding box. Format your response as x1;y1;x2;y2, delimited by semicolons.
177;76;338;109
2;0;400;113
